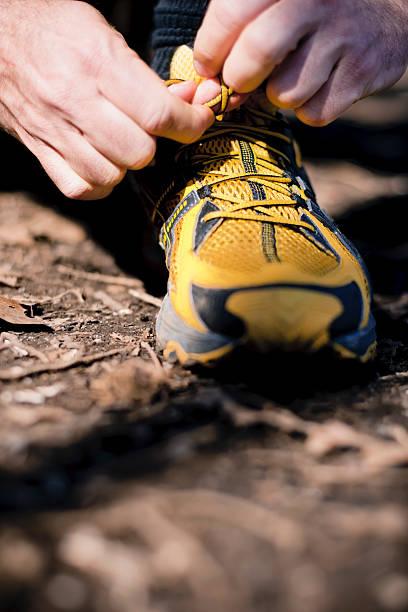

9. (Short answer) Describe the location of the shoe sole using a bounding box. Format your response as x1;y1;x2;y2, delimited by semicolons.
156;292;376;366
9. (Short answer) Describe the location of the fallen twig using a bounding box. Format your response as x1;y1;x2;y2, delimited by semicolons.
0;347;124;380
0;332;49;363
378;370;408;381
57;265;143;288
36;288;85;304
141;341;163;370
129;288;162;308
94;290;131;314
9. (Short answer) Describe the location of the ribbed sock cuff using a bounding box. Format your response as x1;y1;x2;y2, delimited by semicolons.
151;0;209;78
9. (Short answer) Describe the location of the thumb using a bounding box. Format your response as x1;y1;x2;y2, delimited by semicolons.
193;0;277;78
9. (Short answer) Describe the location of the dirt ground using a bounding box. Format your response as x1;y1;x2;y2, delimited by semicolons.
0;71;408;612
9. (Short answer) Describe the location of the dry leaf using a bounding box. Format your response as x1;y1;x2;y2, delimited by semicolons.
0;296;48;327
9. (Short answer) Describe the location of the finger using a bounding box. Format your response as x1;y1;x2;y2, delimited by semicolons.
75;96;157;170
266;34;342;110
193;0;276;78
18;130;114;200
98;51;214;143
56;131;126;191
295;61;366;126
222;1;317;93
16;122;125;198
167;81;198;103
192;79;249;112
170;79;247;112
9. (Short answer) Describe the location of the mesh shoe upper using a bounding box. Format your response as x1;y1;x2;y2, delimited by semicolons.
139;46;375;363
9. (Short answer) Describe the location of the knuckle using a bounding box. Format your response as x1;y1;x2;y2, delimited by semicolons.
181;114;213;144
77;45;104;76
358;56;376;81
39;49;111;112
96;25;131;67
62;180;114;201
73;165;125;191
344;49;375;84
213;0;244;34
39;82;74;113
309;113;329;127
276;89;304;109
349;61;368;83
312;115;331;127
143;104;173;135
130;138;156;169
61;180;92;200
245;37;273;68
243;38;286;79
194;45;218;68
80;186;114;201
94;166;126;188
70;1;102;18
296;107;329;127
266;80;296;108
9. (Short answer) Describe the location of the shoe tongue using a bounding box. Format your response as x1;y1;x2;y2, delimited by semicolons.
169;45;204;82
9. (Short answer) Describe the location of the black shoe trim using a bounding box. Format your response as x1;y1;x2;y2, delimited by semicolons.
193;200;223;252
191;281;365;339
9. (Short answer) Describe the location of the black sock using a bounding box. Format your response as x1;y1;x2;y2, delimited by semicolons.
151;0;209;78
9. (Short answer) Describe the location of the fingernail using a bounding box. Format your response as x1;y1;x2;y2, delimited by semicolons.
193;79;221;105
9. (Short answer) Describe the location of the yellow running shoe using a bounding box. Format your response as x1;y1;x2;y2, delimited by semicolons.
142;46;376;366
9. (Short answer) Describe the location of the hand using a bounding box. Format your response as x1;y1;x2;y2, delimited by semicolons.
0;0;213;199
194;0;408;126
